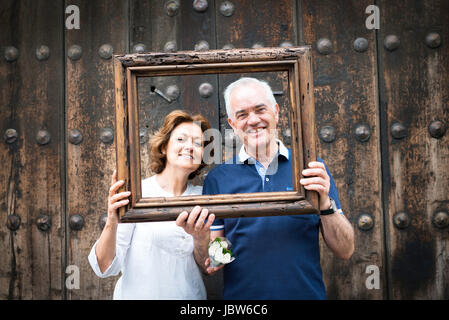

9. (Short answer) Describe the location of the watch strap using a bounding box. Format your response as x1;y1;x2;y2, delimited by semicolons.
320;198;337;216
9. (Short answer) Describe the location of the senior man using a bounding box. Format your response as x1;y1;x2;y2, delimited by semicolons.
178;77;354;299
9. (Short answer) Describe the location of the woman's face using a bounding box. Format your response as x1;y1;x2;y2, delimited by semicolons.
163;122;204;174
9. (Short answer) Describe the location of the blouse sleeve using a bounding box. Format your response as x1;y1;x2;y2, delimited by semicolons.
88;222;136;278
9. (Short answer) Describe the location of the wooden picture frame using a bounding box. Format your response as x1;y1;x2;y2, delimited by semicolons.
113;46;319;222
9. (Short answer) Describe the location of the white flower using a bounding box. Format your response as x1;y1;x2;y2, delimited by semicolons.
208;241;221;257
208;237;235;266
214;249;224;263
222;252;231;264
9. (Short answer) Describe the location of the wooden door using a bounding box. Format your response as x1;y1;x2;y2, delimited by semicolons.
0;0;447;300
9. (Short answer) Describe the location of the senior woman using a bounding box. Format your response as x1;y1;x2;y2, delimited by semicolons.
88;110;216;299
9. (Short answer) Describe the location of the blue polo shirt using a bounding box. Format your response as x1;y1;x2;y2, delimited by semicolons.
203;142;343;300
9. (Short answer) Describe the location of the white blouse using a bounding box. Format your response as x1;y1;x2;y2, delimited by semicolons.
88;175;206;300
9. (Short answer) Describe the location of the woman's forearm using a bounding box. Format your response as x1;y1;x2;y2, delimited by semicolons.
95;221;118;273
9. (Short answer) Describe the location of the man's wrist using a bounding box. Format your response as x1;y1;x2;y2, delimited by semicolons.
320;198;337;216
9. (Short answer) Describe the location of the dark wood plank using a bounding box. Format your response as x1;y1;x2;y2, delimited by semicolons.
378;0;449;299
0;0;64;299
65;0;128;300
302;0;384;299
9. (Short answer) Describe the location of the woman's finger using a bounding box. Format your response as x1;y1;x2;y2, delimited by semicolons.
110;191;131;203
109;180;125;197
111;169;117;186
111;199;129;210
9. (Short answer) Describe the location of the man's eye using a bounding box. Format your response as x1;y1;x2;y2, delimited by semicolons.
236;113;246;120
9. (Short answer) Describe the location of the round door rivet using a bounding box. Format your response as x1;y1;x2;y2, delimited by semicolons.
354;123;371;142
194;40;210;51
36;214;52;232
4;46;19;62
222;44;234;50
428;120;446;139
99;213;108;230
193;0;208;12
68;45;82;61
317;38;332;55
4;128;18;144
432;210;449;229
36;130;51;145
165;0;180;17
353;37;369;53
319;126;336;143
357;213;374;231
98;44;113;60
390;122;407;139
165;85;180;101
219;1;235;17
69;214;85;231
133;43;146;53
198;82;214;98
280;41;293;48
68;129;83;145
99;128;114;144
164;41;177;53
36;45;50;61
384;35;400;51
425;32;441;49
6;214;21;231
393;211;410;229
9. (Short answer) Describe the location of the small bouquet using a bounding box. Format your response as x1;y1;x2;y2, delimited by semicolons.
208;237;235;267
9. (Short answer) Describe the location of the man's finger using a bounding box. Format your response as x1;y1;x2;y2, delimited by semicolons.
302;168;327;178
300;177;327;186
176;211;189;227
204;213;215;230
307;161;325;169
194;209;209;232
187;205;202;226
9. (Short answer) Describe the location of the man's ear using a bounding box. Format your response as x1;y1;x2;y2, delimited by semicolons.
227;117;235;130
274;103;280;122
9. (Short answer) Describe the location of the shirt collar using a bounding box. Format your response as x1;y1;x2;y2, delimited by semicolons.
238;139;289;163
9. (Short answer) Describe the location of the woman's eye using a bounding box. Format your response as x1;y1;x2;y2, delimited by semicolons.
177;137;185;142
194;141;202;147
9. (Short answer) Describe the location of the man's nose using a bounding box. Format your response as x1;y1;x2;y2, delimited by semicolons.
247;112;260;125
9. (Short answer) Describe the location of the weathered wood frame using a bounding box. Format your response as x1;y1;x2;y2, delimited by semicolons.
113;46;319;222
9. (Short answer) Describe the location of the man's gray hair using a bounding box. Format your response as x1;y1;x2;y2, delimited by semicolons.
224;77;277;119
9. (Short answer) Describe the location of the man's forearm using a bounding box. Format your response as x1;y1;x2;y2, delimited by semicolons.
320;213;354;260
193;235;210;274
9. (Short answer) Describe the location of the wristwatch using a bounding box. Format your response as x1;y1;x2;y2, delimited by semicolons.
320;198;338;216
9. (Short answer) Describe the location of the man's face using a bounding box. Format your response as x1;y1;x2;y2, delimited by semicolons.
227;83;279;154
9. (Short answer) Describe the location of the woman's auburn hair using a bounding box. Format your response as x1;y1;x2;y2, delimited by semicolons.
149;110;212;180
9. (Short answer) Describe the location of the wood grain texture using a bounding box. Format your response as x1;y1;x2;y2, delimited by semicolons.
65;0;128;299
0;0;64;299
302;0;384;299
378;0;449;299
